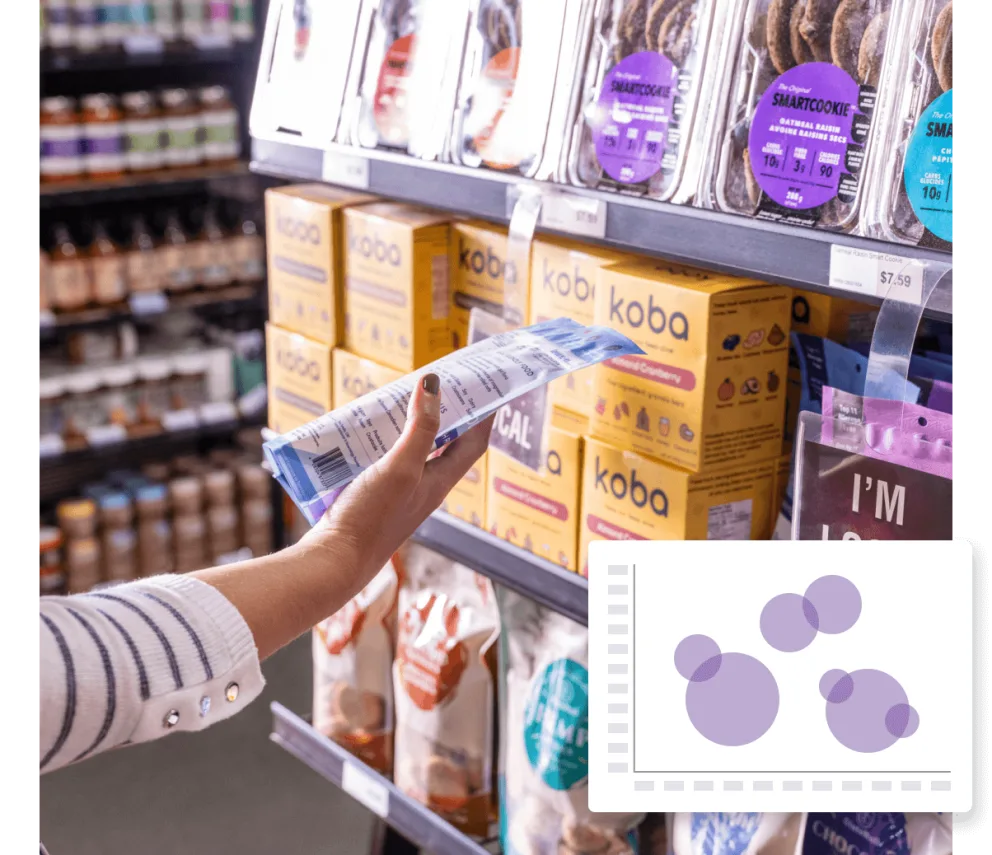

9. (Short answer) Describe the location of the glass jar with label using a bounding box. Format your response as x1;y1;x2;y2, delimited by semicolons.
136;482;170;519
41;527;66;596
193;205;233;288
231;210;265;282
99;491;134;529
181;0;207;40
173;513;207;572
242;498;273;556
171;352;210;410
152;0;179;40
57;498;98;539
100;2;130;45
126;214;162;293
232;0;254;40
103;364;139;429
161;88;203;168
205;0;232;38
71;1;103;51
137;358;173;427
81;94;126;180
204;468;236;506
122;91;164;173
104;526;138;582
238;463;269;501
138;513;174;575
46;1;74;49
41;376;66;438
50;223;91;311
159;210;196;292
66;536;102;593
63;372;105;442
89;221;128;305
208;505;240;558
41;97;83;184
200;85;241;163
126;1;154;35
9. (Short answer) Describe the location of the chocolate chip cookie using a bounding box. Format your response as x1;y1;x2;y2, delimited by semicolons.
768;0;802;73
799;0;839;62
790;0;815;63
743;147;762;207
831;0;885;79
657;0;696;67
645;0;680;51
932;2;952;92
857;10;888;86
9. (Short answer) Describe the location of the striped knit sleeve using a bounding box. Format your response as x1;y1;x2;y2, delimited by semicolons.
40;575;265;774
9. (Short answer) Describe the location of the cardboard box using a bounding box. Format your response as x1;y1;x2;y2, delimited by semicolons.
441;451;488;528
343;202;453;371
266;323;333;434
769;452;793;539
578;436;776;575
590;260;791;472
529;236;627;417
487;408;587;571
332;349;404;408
266;184;372;346
449;220;530;348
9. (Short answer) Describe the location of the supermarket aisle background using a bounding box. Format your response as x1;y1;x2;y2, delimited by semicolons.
40;634;376;855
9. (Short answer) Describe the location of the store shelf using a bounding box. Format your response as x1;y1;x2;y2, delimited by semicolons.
40;414;263;503
251;138;952;320
413;513;588;626
270;703;492;855
41;43;247;73
40;162;251;208
40;282;266;337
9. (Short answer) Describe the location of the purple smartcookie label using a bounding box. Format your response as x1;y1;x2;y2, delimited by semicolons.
86;135;124;155
593;51;676;185
749;63;870;210
42;139;81;158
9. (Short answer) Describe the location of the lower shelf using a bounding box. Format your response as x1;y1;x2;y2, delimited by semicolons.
270;703;492;855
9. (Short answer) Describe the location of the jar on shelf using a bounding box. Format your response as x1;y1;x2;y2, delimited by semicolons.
125;0;155;35
231;211;265;283
46;1;74;50
103;364;139;430
40;376;67;439
122;91;165;173
81;94;126;180
159;210;196;292
173;513;207;573
50;223;91;312
67;329;119;365
66;536;102;593
141;461;173;483
238;463;270;501
103;526;139;583
152;0;179;41
242;498;273;556
41;97;83;184
205;0;233;38
100;1;129;45
170;475;204;515
193;206;233;288
89;221;128;305
41;527;66;596
208;504;240;558
126;215;162;293
181;0;207;41
63;372;105;442
171;352;210;411
136;482;170;519
232;0;253;41
161;88;203;168
200;85;241;164
98;491;134;530
71;1;103;52
136;358;173;428
204;468;236;507
57;498;98;539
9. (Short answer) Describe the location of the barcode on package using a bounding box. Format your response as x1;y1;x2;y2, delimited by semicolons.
707;499;752;540
432;255;449;320
313;447;351;490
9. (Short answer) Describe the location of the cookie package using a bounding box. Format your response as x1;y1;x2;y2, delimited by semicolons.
312;555;403;775
450;0;591;179
393;544;500;837
700;0;905;232
863;0;952;248
560;0;729;204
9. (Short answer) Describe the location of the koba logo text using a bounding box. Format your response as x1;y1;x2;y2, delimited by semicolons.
277;348;321;380
542;258;593;302
609;286;689;340
458;238;517;284
594;456;668;516
349;231;402;267
276;215;321;244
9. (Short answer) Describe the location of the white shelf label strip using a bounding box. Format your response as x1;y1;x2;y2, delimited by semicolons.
322;152;370;190
341;761;390;819
829;245;926;304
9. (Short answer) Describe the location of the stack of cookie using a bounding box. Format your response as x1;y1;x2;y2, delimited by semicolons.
613;0;699;66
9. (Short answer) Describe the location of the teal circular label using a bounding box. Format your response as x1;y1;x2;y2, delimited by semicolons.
523;659;589;790
904;90;953;242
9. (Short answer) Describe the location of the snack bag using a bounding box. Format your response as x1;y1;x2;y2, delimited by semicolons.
671;814;802;855
500;590;642;855
313;556;402;775
393;544;500;837
798;814;909;855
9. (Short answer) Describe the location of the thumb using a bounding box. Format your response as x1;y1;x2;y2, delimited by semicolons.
382;373;442;480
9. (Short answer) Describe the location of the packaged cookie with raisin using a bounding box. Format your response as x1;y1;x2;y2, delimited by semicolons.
863;0;952;249
251;0;373;145
392;544;500;837
449;0;593;178
349;0;474;160
700;0;905;231
559;0;728;203
312;555;402;775
499;589;642;855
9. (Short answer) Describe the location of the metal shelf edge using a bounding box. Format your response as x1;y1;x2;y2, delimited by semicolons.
270;703;492;855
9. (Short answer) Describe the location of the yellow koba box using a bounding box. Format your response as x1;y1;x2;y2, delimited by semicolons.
266;323;333;434
332;349;404;408
441;452;488;529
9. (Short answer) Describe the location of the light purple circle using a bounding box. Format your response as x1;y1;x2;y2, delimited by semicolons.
684;652;779;746
675;634;721;680
805;575;862;634
691;655;722;683
760;593;819;652
748;63;860;209
593;51;677;185
820;669;854;703
823;668;918;753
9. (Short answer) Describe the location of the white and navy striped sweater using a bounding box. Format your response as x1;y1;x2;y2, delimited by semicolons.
40;575;264;774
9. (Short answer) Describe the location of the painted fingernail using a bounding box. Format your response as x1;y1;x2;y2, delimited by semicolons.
422;373;440;396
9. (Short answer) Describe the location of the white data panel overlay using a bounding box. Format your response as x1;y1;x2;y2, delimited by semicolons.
587;540;973;813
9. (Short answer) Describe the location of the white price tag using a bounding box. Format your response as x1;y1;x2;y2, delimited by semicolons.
161;409;200;432
321;153;370;190
199;401;238;425
85;424;128;447
123;34;165;54
341;762;389;819
540;192;608;239
129;291;169;316
829;246;925;304
39;434;65;458
193;33;233;50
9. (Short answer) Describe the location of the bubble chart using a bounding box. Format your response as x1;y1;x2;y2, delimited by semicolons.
805;575;862;634
760;592;819;652
821;668;919;752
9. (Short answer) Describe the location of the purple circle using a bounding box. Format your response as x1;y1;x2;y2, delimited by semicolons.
674;634;720;680
593;51;677;185
691;655;722;683
760;593;819;652
805;575;862;634
748;63;860;209
820;669;854;703
823;668;918;752
684;652;779;746
886;703;920;738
